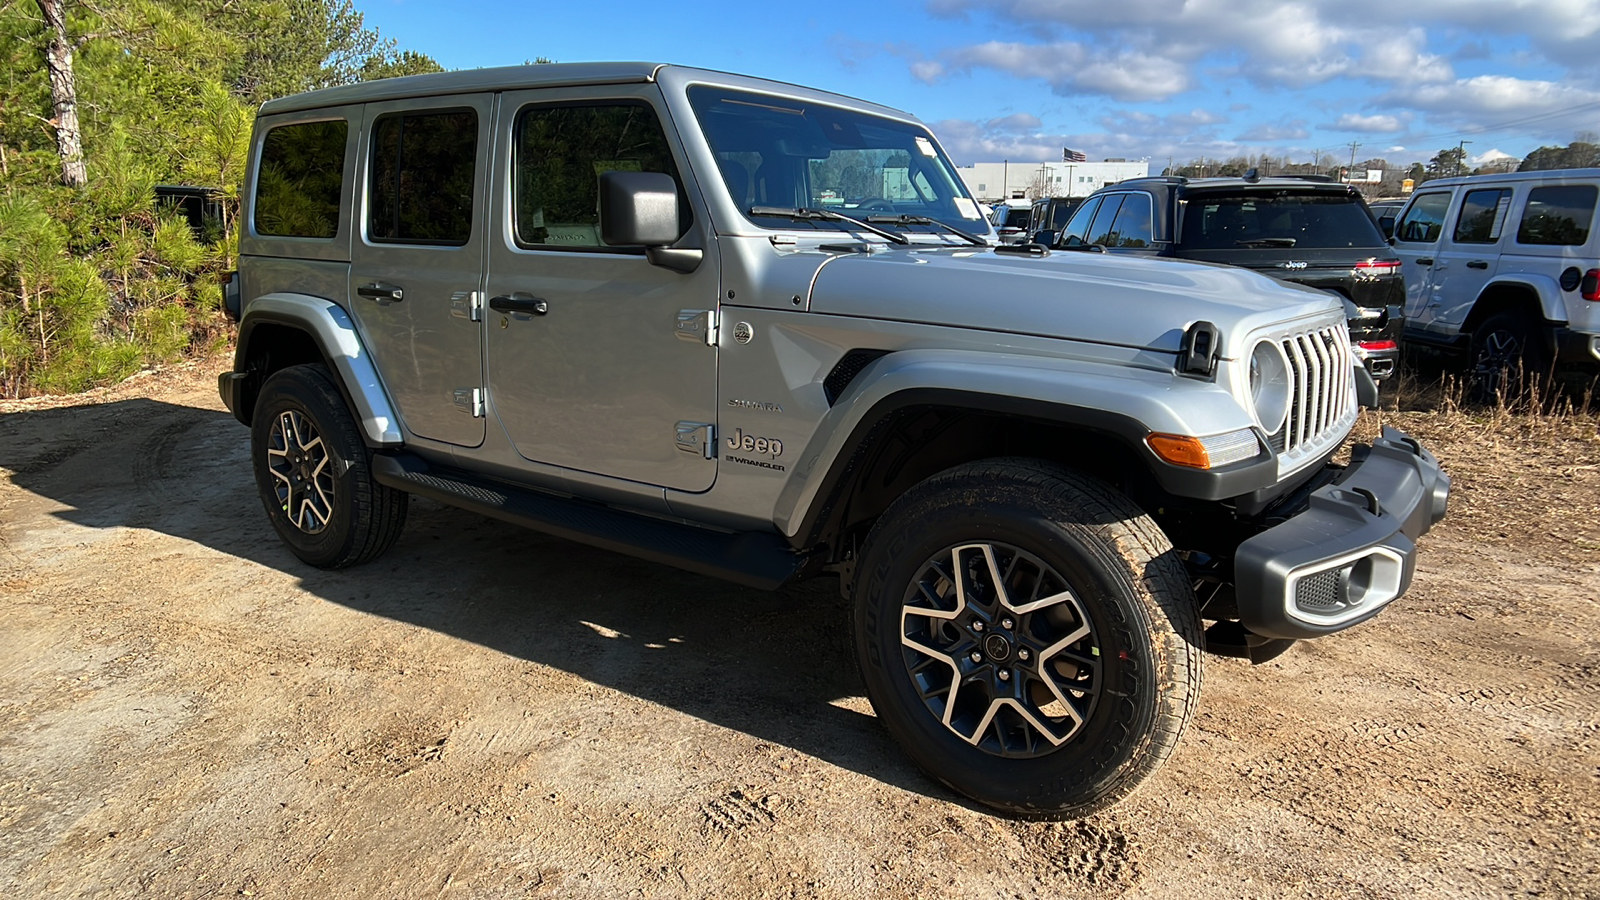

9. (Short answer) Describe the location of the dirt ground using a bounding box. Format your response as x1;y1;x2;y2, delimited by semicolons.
1;359;1596;899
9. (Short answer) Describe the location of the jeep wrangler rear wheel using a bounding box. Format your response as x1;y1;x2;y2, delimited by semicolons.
1470;311;1550;403
853;458;1202;819
251;364;408;568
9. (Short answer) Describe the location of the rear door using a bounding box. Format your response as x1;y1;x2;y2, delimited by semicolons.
1430;186;1513;332
348;94;493;447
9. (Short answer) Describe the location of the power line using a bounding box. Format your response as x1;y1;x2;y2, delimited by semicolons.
1394;98;1600;146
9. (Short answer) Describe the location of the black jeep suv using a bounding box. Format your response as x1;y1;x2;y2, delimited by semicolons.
1041;175;1404;381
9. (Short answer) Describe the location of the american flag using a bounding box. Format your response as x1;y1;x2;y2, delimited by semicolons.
1062;148;1087;162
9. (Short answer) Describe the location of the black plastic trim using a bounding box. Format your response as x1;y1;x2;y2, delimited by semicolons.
372;454;802;590
793;387;1281;549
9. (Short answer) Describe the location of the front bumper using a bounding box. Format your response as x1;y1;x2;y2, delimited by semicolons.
1234;426;1450;640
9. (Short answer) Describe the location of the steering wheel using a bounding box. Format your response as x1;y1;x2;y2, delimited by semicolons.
856;198;896;212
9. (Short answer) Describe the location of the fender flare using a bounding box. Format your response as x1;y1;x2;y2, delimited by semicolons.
1477;273;1568;325
235;293;403;446
772;348;1278;541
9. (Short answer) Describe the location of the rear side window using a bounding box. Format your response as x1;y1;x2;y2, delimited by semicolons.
254;120;348;239
1517;185;1598;246
368;109;478;245
514;102;684;248
1179;191;1383;249
1452;188;1511;244
1395;192;1450;243
1107;194;1153;248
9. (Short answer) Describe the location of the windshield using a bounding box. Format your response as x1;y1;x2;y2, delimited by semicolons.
688;86;988;236
1179;191;1385;250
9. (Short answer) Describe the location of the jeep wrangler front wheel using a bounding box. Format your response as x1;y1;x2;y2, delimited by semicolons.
853;458;1202;818
251;364;408;568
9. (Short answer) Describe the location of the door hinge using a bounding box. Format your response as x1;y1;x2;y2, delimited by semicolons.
675;309;718;346
450;290;483;322
675;421;715;459
453;387;484;418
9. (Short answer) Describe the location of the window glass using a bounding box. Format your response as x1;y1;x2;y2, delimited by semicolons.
1452;188;1511;244
1048;199;1080;231
1058;198;1101;247
688;85;982;234
515;102;684;248
1107;194;1153;248
1395;192;1450;243
368;110;477;245
1516;185;1598;246
1087;195;1125;246
1002;207;1030;228
1179;191;1384;249
255;120;347;238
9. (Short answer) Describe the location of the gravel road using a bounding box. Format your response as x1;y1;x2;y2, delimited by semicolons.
2;361;1596;899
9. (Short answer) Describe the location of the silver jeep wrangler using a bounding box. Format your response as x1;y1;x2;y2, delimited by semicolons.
218;63;1450;818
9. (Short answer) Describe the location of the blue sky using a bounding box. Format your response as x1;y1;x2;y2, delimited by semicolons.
361;0;1600;171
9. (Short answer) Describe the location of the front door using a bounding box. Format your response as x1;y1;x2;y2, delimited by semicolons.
1429;186;1512;332
348;93;494;447
484;86;719;493
1390;190;1453;331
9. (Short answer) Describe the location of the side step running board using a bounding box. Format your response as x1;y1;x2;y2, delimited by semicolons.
371;454;802;590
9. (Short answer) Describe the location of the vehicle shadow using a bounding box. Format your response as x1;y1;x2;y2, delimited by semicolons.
0;396;949;802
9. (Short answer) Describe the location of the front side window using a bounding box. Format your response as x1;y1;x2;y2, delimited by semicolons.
1106;194;1154;248
1517;185;1598;246
1395;192;1450;243
514;102;684;249
1058;198;1101;247
1452;188;1511;244
1086;196;1125;246
688;85;984;235
255;119;348;239
368;110;477;245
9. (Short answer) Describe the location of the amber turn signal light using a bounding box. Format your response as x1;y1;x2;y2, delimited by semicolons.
1146;433;1211;469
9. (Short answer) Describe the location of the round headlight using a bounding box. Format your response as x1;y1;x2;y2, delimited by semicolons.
1249;340;1292;435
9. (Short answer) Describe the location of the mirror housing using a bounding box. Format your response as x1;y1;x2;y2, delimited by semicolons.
1031;229;1057;247
600;171;682;247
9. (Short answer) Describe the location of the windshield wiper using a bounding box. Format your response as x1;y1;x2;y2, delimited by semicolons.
748;206;909;245
1235;237;1298;247
863;214;988;247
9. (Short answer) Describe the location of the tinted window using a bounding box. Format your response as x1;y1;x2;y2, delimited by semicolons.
1002;207;1030;228
367;110;476;245
255;120;347;239
516;103;683;248
1179;191;1384;249
1107;194;1154;248
1087;195;1125;246
1058;198;1101;247
1452;188;1511;244
1396;192;1450;243
1517;185;1598;246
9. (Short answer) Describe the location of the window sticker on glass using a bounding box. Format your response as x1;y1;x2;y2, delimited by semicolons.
1490;195;1511;240
915;136;937;157
953;197;982;220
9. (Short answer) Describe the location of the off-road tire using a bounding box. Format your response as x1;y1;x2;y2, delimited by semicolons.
853;458;1202;819
1469;311;1550;403
250;364;408;568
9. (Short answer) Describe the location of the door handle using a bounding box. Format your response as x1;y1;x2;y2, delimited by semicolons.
357;282;404;302
1466;260;1489;269
489;292;548;316
1415;258;1433;266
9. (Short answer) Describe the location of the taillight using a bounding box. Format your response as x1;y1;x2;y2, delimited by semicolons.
1581;268;1600;301
1354;258;1401;277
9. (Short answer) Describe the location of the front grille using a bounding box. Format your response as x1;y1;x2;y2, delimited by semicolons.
1294;569;1346;614
1270;324;1355;455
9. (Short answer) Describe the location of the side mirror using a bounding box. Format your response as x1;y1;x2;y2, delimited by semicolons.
1379;215;1396;240
600;171;682;247
1031;229;1057;247
599;171;701;273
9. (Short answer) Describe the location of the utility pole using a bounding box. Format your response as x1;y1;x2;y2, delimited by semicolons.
1346;141;1360;184
1311;148;1323;174
1456;140;1472;176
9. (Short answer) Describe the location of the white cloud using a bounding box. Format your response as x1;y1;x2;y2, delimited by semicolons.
984;113;1044;132
940;41;1190;101
1470;148;1516;165
1329;113;1406;133
1236;123;1311;141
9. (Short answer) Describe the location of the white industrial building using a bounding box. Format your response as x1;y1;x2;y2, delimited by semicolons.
957;160;1150;203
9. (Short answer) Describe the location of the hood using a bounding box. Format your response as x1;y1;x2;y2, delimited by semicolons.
806;247;1341;358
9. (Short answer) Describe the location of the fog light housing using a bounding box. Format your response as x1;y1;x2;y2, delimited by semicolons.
1286;547;1405;625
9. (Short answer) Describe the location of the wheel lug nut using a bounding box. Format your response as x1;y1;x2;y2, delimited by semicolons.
1018;648;1030;661
971;621;984;632
1001;618;1014;630
998;669;1011;682
969;651;983;664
